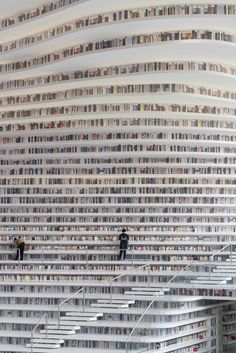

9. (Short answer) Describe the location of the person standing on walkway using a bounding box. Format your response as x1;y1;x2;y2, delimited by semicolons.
119;229;129;260
14;236;25;260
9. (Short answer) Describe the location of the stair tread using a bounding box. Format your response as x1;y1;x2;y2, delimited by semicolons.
91;303;128;308
62;317;97;321
65;312;103;317
191;280;226;284
30;338;64;343
131;287;169;291
125;291;164;296
40;329;76;334
96;299;135;304
27;343;61;348
47;325;80;330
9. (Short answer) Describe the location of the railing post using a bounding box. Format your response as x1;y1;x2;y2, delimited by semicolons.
230;242;233;265
58;303;60;331
125;340;128;353
31;313;47;353
31;329;33;353
86;247;88;269
41;248;44;266
45;314;48;339
110;281;113;304
148;264;151;287
208;256;212;280
82;288;85;311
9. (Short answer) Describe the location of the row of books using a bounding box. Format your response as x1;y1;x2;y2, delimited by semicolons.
0;215;235;222
2;132;236;145
0;61;234;92
2;84;235;106
1;186;235;195
1;156;235;166
1;4;235;52
1;0;80;29
0;30;235;73
0;225;235;232
0;176;236;186
2;115;236;132
0;206;234;214
1;166;235;177
2;103;236;120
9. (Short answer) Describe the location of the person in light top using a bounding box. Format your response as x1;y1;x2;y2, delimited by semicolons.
14;236;25;261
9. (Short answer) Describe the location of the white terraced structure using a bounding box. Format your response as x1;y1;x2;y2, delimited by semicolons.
0;0;236;352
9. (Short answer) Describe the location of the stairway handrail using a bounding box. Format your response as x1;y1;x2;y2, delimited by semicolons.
209;242;232;261
124;261;194;353
31;313;48;353
36;241;233;344
110;263;150;283
125;240;233;353
109;263;151;303
208;241;232;279
58;287;85;330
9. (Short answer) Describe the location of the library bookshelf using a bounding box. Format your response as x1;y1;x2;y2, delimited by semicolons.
0;0;236;352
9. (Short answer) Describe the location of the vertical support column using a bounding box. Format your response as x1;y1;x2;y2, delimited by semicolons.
148;264;151;287
58;303;60;331
82;287;85;312
41;248;44;266
45;314;48;339
110;281;113;304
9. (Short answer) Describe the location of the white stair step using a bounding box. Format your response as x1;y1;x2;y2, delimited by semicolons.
47;324;80;330
35;334;68;340
96;299;135;304
62;316;97;321
26;349;57;353
211;274;232;280
125;290;164;296
26;347;57;353
27;343;61;348
196;276;231;280
213;269;236;273
65;312;103;317
131;287;170;292
214;267;235;271
40;329;76;334
91;303;128;308
30;338;64;344
191;280;226;284
215;265;236;268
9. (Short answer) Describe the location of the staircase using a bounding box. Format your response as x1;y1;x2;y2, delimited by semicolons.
191;245;234;286
24;242;236;352
27;298;135;352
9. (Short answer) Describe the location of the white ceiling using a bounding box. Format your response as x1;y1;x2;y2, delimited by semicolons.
0;0;51;19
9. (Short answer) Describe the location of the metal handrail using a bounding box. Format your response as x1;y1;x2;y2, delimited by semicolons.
41;248;44;266
209;242;232;261
125;241;234;353
208;241;232;279
58;287;85;330
125;261;195;353
109;263;151;303
31;313;48;353
32;241;234;347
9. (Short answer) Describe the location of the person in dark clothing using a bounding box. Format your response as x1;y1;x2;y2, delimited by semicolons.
14;236;25;260
119;229;129;260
